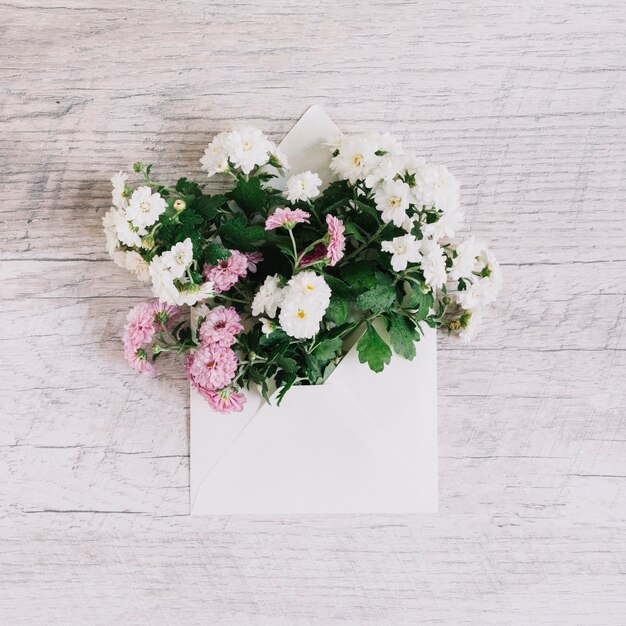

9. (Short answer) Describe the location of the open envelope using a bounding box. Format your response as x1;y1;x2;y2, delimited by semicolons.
190;106;437;514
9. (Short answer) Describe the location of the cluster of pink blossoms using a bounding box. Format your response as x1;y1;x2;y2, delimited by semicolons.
122;301;181;375
203;250;263;293
185;306;246;413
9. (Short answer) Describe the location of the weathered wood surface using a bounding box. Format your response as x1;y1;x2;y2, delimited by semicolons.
1;0;625;623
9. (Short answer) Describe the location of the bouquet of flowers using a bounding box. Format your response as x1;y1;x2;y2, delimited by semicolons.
103;126;501;413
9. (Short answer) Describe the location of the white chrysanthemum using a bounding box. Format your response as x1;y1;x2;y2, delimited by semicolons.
285;171;322;203
270;147;289;171
124;250;151;283
126;186;167;229
412;162;460;213
259;317;276;335
111;171;128;210
228;126;275;174
161;238;193;279
381;234;422;272
374;179;412;227
172;281;214;306
370;132;403;156
286;271;332;308
329;135;378;184
112;207;144;248
422;204;464;241
102;208;122;255
457;309;482;343
200;130;236;176
149;257;178;302
456;245;502;309
449;236;484;281
364;157;400;191
420;238;447;290
251;274;284;318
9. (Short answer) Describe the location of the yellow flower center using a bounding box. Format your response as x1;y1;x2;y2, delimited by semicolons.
242;140;252;151
176;252;186;264
352;154;363;166
390;197;402;209
139;201;152;213
297;309;306;319
306;285;314;291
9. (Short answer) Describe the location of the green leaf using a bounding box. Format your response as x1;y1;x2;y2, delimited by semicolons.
356;283;396;313
196;194;227;221
356;324;392;373
219;215;265;251
276;375;297;406
203;243;231;265
324;274;355;299
305;353;323;382
340;261;377;290
175;177;202;197
388;313;417;360
230;176;266;215
343;222;366;243
312;337;343;362
276;356;297;374
325;295;349;325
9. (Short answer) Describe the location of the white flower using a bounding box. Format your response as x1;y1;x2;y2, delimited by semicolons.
449;237;483;281
285;271;332;308
172;281;214;306
149;257;178;302
259;317;276;335
369;132;403;156
126;186;167;229
270;147;289;171
381;234;422;272
228;126;275;174
278;271;331;339
420;238;447;290
422;204;465;241
456;246;502;309
111;171;128;210
124;250;151;283
161;238;193;279
364;157;400;191
285;171;322;203
457;308;482;343
112;208;144;248
329;135;378;184
251;274;284;318
412;161;460;213
374;179;411;227
200;131;233;177
102;208;122;255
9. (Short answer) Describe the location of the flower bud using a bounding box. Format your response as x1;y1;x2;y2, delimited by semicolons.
173;199;186;212
133;162;144;173
448;320;461;331
443;295;453;306
141;235;155;250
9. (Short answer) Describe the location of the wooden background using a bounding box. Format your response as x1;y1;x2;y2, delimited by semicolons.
1;0;624;623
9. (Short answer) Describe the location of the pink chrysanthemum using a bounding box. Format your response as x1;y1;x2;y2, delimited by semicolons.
185;344;238;392
325;214;346;266
123;345;156;376
204;387;247;413
265;208;310;230
298;242;328;267
199;306;243;347
245;251;264;273
203;249;248;293
151;301;182;327
123;302;156;351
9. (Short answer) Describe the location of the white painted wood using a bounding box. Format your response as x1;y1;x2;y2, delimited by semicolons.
1;0;625;623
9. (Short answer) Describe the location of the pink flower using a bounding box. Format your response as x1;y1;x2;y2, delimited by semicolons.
326;214;346;266
203;249;248;293
246;251;264;273
151;301;182;327
185;344;238;392
204;387;247;413
199;306;243;347
123;302;156;351
265;208;310;230
298;242;328;267
123;344;156;376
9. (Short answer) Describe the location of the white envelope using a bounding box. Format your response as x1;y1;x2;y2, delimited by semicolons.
190;106;437;514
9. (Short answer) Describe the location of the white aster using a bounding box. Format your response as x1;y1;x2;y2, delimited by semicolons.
285;271;332;308
374;179;412;227
126;186;167;229
124;250;151;283
111;171;128;210
259;317;276;335
112;207;144;248
449;236;484;281
149;257;178;303
420;238;447;290
172;281;215;306
381;234;422;272
422;204;464;241
364;157;400;191
369;132;403;156
412;161;460;213
329;135;378;184
457;308;482;343
251;274;284;318
161;238;193;279
285;171;322;203
200;131;233;177
228;126;275;174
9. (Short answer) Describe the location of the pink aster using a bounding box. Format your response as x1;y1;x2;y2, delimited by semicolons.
199;306;244;347
203;249;248;293
123;302;156;351
185;343;238;392
151;301;182;327
326;214;346;266
123;345;156;376
204;387;247;413
265;207;310;231
245;251;264;273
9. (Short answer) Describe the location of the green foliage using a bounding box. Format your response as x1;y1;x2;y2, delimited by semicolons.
195;194;227;221
325;295;350;325
356;324;392;373
387;313;418;360
203;243;231;265
230;177;266;215
356;283;396;314
219;215;265;251
340;261;377;290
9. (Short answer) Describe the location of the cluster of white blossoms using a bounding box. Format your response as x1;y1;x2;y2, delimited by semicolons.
149;239;214;306
102;172;165;283
200;126;288;177
251;271;331;340
285;170;322;203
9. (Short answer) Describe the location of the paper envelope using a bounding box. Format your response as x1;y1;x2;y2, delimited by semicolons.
190;106;437;514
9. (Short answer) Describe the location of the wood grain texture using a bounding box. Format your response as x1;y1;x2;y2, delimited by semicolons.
1;0;625;623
